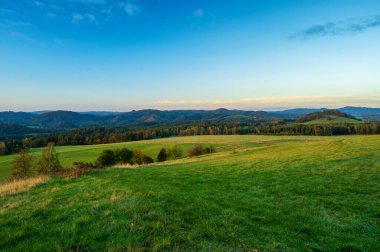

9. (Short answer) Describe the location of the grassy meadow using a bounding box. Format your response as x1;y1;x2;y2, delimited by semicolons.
1;135;379;250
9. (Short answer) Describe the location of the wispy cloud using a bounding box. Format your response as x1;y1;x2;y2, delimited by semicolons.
193;8;205;18
0;8;14;14
33;1;45;7
156;95;380;110
292;15;380;39
46;13;57;18
0;20;33;28
119;2;140;16
68;0;106;4
71;13;96;23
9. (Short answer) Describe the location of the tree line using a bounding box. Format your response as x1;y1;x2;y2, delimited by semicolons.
11;143;215;180
1;122;379;156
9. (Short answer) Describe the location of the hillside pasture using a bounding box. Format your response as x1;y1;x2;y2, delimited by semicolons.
0;135;379;250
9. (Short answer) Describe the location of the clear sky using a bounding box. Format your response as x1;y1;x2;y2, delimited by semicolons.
0;0;379;111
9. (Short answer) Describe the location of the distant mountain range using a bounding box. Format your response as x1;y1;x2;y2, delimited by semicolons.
0;106;379;130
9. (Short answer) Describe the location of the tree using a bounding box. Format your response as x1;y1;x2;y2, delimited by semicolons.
132;149;154;165
37;142;62;173
167;144;183;159
132;149;144;165
157;148;167;162
0;141;6;156
114;148;133;164
12;150;34;178
96;150;116;167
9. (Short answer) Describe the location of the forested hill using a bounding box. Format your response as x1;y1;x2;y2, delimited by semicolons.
0;107;378;130
0;109;277;129
296;109;361;123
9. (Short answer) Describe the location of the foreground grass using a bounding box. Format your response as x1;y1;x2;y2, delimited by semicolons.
0;176;49;198
0;135;379;250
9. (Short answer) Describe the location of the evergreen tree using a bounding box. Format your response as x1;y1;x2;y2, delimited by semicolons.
157;148;167;162
37;142;62;173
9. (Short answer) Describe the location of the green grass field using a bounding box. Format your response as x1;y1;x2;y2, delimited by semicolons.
1;135;379;251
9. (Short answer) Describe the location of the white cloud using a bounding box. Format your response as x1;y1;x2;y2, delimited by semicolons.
193;8;205;17
119;2;140;16
101;6;113;14
33;1;45;7
46;13;58;18
156;95;380;110
71;13;96;23
72;13;84;23
68;0;106;4
0;8;14;14
85;13;96;22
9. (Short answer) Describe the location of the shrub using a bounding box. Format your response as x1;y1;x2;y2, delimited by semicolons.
96;150;116;167
188;144;215;157
114;148;133;164
11;149;34;179
38;143;62;173
188;144;205;157
73;162;96;169
132;149;154;165
167;145;183;159
204;145;215;154
132;149;144;165
142;155;154;164
157;148;167;162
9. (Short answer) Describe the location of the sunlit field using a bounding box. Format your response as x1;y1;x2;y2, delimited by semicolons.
1;135;379;250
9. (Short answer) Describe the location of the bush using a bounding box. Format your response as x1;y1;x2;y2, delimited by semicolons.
157;148;167;162
38;143;62;173
73;162;96;169
204;145;215;154
11;149;34;179
143;155;154;164
132;149;144;165
115;148;133;164
132;149;154;165
96;150;116;167
167;145;183;159
188;144;215;157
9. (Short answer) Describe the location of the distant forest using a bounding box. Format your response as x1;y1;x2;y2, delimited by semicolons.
1;121;379;156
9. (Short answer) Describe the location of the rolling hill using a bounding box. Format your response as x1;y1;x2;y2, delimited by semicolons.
1;135;379;250
296;109;362;124
0;109;277;129
1;107;378;131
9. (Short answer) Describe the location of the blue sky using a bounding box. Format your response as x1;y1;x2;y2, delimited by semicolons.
0;0;379;111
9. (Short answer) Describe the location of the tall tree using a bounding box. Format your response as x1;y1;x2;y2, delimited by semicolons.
37;142;62;173
12;150;34;178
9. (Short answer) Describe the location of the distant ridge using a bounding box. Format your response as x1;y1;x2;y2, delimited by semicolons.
296;109;361;124
0;106;378;129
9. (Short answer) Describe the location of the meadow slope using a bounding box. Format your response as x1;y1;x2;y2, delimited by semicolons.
0;135;379;251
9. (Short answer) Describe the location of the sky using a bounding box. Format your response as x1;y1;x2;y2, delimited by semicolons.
0;0;379;111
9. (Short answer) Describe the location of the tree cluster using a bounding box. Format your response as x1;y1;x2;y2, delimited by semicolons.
11;143;62;179
95;148;154;167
